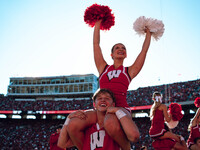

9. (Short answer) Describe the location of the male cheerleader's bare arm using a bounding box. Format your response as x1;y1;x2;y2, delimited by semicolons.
58;111;87;148
93;20;107;75
128;27;152;79
65;109;97;150
57;118;73;149
58;110;96;149
106;107;140;143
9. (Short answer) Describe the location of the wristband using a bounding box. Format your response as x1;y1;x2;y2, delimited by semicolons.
115;109;127;120
64;117;70;126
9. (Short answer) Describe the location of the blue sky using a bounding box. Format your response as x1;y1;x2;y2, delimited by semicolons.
0;0;200;95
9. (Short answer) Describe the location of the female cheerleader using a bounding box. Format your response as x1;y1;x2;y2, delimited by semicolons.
187;107;200;149
149;91;180;142
66;11;154;149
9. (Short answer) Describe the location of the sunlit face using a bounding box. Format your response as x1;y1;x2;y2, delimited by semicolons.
94;93;115;112
111;43;127;59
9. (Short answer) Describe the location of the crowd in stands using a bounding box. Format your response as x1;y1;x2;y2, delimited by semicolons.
0;119;63;150
127;79;200;106
0;79;199;149
0;98;93;111
0;115;193;150
0;79;199;111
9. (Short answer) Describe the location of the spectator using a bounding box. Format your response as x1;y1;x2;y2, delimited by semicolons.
50;124;65;150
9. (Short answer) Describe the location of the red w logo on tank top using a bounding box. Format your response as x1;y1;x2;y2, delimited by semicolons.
107;70;121;81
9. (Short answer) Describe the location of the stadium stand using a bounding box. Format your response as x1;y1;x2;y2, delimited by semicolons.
0;79;199;149
1;79;199;111
0;115;193;150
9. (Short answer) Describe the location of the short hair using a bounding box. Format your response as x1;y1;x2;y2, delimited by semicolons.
92;88;116;103
194;137;200;144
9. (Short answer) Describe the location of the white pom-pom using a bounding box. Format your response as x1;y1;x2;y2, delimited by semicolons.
133;16;147;36
133;16;165;41
166;120;179;129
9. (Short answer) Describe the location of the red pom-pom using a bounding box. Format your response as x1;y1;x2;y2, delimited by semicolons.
168;103;183;121
194;97;200;107
84;4;115;30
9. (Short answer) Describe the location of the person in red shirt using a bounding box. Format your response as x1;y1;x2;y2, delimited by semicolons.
152;137;187;150
58;88;137;150
149;91;180;141
50;124;65;150
187;108;200;149
66;17;151;150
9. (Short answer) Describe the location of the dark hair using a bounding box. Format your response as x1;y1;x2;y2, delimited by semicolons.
194;137;200;144
92;88;116;103
56;124;63;129
111;43;125;53
140;146;147;150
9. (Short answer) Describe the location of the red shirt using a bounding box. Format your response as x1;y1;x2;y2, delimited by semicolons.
99;65;131;107
152;138;176;150
50;132;65;150
149;109;166;138
187;124;200;148
82;123;120;150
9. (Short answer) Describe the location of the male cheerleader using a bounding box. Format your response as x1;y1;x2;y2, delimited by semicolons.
58;88;137;150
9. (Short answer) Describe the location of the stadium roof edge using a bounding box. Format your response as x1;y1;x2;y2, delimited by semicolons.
9;73;97;79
